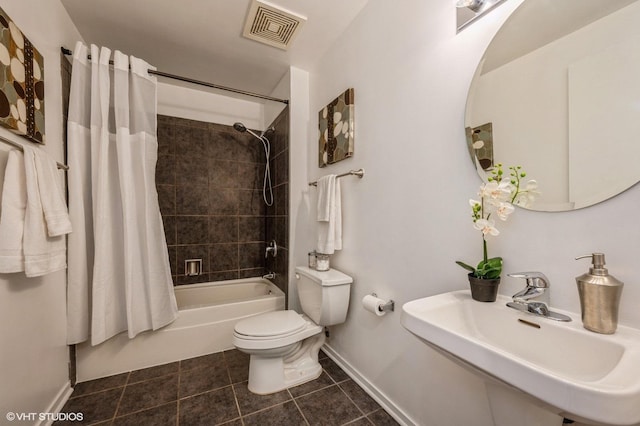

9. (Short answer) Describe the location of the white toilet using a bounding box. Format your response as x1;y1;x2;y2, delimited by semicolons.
233;266;353;394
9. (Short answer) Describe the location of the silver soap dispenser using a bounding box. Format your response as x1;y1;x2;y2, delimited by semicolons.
575;253;624;334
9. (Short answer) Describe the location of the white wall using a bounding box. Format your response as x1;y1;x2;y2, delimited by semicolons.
157;81;265;130
264;75;288;129
303;0;640;424
267;67;311;313
0;0;82;420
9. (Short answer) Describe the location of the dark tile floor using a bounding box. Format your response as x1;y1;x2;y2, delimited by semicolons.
55;349;399;426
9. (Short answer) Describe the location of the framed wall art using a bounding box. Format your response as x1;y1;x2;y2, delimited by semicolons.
465;122;493;171
319;88;354;167
0;7;45;144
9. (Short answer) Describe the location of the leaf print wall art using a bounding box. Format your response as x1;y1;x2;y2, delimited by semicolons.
0;7;45;144
319;88;354;167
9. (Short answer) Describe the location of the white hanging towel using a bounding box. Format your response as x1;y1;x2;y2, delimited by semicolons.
22;145;71;277
0;150;27;272
35;149;72;237
316;174;342;254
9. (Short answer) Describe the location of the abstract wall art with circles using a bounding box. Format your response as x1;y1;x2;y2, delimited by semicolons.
318;88;354;167
0;7;45;144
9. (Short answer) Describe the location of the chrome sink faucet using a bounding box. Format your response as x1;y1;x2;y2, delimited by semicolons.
507;272;571;322
509;271;550;306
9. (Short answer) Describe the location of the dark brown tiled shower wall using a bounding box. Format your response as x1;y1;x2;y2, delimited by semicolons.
265;108;290;294
156;109;289;294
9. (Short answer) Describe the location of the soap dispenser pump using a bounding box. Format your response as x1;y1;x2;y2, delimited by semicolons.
575;253;623;334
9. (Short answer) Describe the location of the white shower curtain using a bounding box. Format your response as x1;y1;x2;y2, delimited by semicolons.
66;42;177;346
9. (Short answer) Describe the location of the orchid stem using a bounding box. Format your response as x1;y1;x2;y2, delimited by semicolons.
483;237;488;263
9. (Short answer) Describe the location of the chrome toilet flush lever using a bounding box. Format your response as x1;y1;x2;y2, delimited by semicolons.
507;271;571;322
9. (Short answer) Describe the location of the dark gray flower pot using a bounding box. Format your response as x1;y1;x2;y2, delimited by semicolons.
468;273;500;302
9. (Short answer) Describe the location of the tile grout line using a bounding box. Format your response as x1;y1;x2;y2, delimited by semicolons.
232;389;295;419
126;369;178;386
111;370;181;421
68;382;125;400
343;415;376;426
110;371;130;423
229;384;244;426
336;380;376;420
111;399;179;422
176;359;183;424
288;388;311;426
224;351;244;424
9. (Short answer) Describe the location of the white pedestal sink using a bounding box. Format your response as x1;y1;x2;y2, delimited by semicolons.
400;290;640;426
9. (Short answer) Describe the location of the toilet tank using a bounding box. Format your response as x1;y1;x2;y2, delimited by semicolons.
295;266;353;326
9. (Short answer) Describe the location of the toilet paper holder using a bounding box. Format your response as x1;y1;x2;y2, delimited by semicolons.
371;293;395;313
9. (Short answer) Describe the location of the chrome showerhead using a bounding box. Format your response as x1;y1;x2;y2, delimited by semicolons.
233;122;247;133
233;122;262;140
231;120;274;206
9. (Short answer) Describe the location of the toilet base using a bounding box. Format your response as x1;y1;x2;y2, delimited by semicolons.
247;331;326;395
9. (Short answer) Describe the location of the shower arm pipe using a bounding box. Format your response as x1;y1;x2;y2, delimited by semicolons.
60;47;289;105
309;169;365;186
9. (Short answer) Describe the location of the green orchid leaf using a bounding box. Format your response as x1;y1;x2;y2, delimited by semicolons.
475;257;502;279
455;261;476;273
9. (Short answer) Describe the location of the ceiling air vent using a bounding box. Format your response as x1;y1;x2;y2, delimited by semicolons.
242;0;306;50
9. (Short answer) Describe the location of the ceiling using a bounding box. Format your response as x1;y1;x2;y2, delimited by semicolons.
60;0;369;101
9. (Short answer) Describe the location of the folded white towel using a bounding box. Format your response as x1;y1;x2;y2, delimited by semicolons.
0;150;27;272
316;175;335;221
23;146;68;277
316;175;342;254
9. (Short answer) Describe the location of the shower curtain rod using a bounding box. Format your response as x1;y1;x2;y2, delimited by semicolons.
61;47;289;105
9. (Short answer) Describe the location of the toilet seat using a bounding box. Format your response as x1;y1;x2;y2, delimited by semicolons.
233;311;323;351
235;310;307;339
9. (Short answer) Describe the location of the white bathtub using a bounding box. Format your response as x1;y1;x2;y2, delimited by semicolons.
76;278;285;382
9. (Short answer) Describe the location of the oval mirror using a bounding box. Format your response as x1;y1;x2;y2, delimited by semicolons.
464;0;640;211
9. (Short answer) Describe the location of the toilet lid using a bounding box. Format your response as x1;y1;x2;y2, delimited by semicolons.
235;310;307;338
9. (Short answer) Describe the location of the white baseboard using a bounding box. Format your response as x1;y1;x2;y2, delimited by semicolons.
322;344;416;426
38;381;73;426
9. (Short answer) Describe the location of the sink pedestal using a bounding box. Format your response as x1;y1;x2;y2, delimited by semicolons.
485;382;563;426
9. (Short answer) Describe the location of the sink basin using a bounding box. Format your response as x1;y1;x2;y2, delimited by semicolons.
401;290;640;426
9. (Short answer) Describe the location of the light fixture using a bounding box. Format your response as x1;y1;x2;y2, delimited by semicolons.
456;0;508;32
456;0;486;13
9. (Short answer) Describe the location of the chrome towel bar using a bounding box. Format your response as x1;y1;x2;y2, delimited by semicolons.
309;168;364;186
0;135;69;170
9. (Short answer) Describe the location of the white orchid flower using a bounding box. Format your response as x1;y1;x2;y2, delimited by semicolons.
495;202;515;221
479;180;512;207
525;179;538;191
513;180;540;208
514;193;535;208
473;218;499;237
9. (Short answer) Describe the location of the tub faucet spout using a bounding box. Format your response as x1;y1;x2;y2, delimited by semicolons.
262;272;276;280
